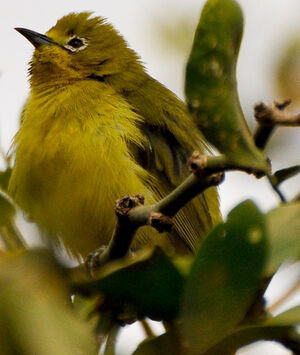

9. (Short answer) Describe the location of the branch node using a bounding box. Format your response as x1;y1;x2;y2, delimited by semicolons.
187;151;207;175
254;102;275;126
149;212;173;233
209;172;225;186
254;100;299;126
115;194;145;219
253;99;295;150
274;99;291;110
85;246;107;272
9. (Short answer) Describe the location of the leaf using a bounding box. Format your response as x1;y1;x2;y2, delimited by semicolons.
133;333;177;355
181;200;267;354
264;201;300;275
76;247;185;321
203;306;300;354
0;250;98;355
185;0;268;173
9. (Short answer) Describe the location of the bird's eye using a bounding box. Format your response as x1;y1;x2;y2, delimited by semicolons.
68;37;83;48
65;36;87;52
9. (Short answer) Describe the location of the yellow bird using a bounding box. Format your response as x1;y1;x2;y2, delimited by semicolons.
9;12;220;258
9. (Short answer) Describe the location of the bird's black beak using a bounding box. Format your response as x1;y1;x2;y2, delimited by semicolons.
15;28;55;48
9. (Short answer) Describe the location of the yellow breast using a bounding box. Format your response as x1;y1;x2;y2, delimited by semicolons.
9;80;163;257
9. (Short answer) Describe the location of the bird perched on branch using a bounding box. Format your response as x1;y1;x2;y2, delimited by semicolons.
9;12;220;258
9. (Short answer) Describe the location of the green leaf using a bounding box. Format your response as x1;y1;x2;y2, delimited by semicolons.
185;0;268;173
203;306;300;354
133;333;177;355
0;250;98;355
265;202;300;275
76;248;185;321
181;200;267;354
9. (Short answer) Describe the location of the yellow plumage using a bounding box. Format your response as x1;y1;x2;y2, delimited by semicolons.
9;12;220;258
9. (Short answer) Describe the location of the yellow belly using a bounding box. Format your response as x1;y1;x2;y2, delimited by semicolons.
9;81;172;257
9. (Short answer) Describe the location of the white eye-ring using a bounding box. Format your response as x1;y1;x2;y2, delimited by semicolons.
64;36;88;52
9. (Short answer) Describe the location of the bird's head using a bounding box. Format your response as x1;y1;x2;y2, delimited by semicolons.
16;12;143;89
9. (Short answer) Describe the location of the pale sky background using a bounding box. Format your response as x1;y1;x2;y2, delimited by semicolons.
1;1;300;354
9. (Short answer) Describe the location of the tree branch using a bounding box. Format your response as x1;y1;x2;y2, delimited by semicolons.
253;100;300;202
267;279;300;315
253;100;293;150
84;153;224;272
255;100;300;127
67;152;225;279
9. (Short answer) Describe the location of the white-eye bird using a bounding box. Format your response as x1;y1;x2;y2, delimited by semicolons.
9;12;220;258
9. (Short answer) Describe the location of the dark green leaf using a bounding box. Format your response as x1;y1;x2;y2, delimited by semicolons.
185;0;268;173
181;200;267;354
76;248;185;321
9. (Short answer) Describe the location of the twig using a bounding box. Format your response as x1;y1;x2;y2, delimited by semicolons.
96;310;117;350
78;149;281;276
103;325;120;355
254;124;277;151
272;166;300;187
85;155;224;271
252;100;298;202
267;279;300;314
253;100;291;150
265;166;300;203
140;319;156;338
78;147;283;276
266;175;287;203
255;100;300;127
69;152;225;277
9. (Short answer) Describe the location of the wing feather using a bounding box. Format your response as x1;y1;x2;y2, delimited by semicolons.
122;74;222;253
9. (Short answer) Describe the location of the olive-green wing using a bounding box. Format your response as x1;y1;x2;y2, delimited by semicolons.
121;74;221;252
133;125;220;253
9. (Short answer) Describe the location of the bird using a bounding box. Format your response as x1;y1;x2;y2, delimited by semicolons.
9;12;220;259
